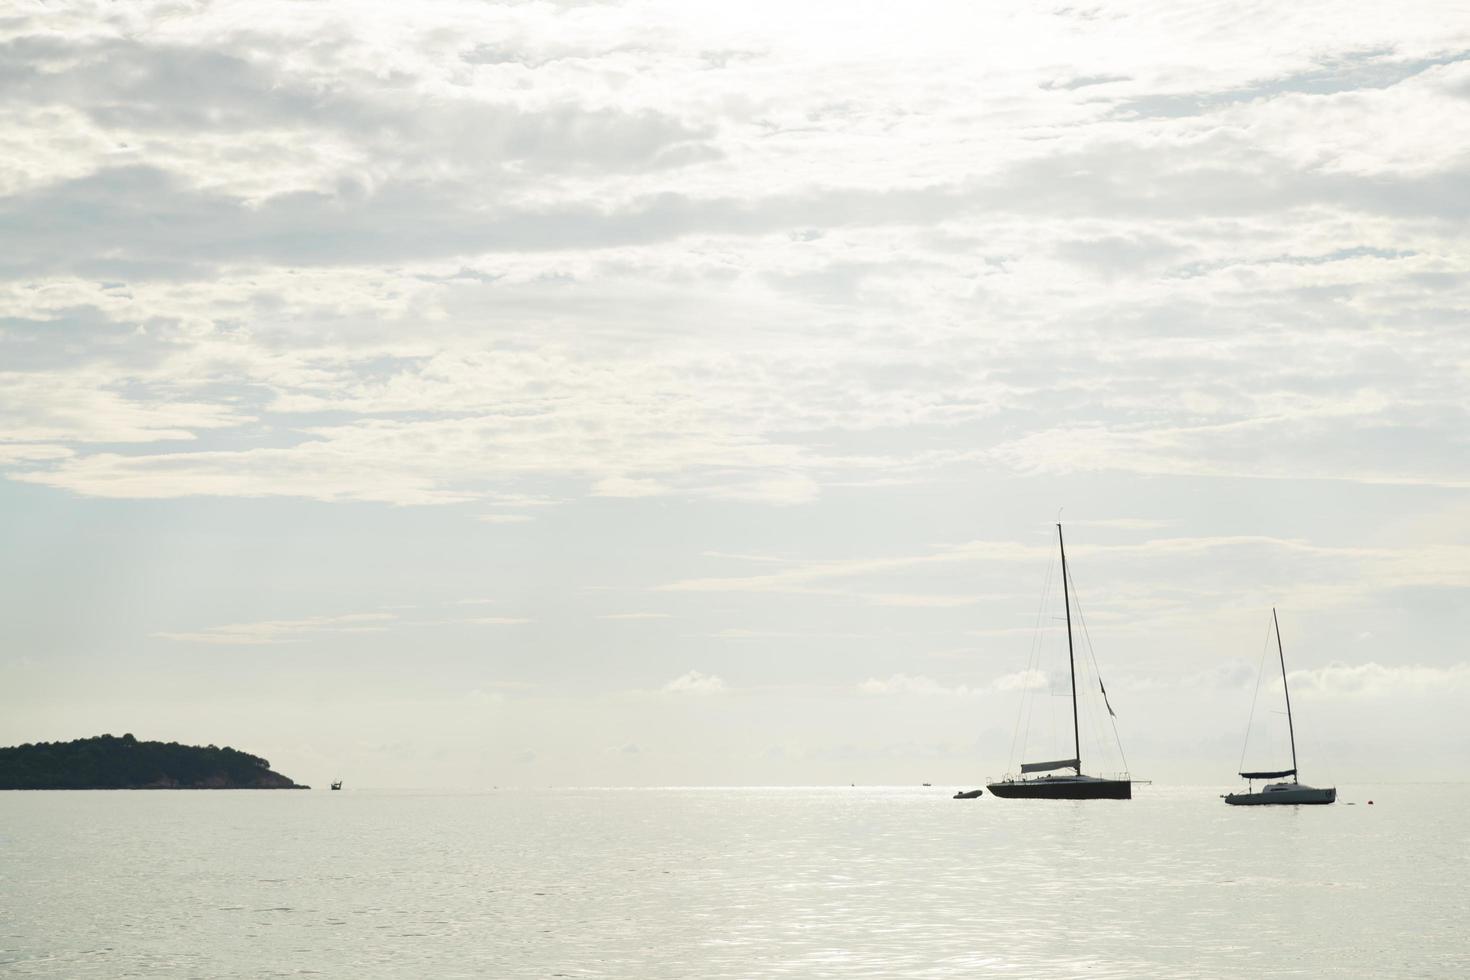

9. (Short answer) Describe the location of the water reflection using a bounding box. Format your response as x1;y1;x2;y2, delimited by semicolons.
0;785;1461;978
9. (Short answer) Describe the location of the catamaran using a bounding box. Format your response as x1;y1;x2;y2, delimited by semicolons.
987;524;1132;801
1224;609;1335;805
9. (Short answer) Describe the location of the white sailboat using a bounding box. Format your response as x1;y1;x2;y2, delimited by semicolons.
1224;609;1335;806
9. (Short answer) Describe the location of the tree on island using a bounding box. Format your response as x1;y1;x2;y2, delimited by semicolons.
0;734;308;789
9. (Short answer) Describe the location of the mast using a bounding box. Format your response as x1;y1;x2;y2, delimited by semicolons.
1273;607;1298;783
1059;523;1081;775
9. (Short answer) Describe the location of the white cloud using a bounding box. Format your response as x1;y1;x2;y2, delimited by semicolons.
2;2;1465;512
704;473;821;506
864;593;980;608
707;629;864;639
154;613;396;646
858;669;1047;696
592;476;673;499
1288;662;1470;699
988;669;1050;692
0;371;249;445
859;674;964;696
5;0;1470;786
154;610;529;645
452;617;532;626
0;443;72;464
659;543;1025;594
1066;518;1178;531
661;671;727;694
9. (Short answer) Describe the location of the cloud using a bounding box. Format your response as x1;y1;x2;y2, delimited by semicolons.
13;443;480;505
858;670;1047;696
988;669;1050;692
1288;662;1470;698
0;443;72;464
592;476;672;498
859;674;964;696
0;30;718;190
2;4;1469;533
5;2;1470;787
451;617;531;626
661;670;727;694
988;406;1470;489
863;593;980;608
703;473;821;505
0;369;249;444
0;164;969;278
597;612;673;620
1065;518;1179;530
707;629;865;639
154;612;396;646
154;609;528;644
658;546;996;595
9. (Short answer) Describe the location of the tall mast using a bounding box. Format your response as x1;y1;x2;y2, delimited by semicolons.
1059;523;1081;775
1273;607;1298;783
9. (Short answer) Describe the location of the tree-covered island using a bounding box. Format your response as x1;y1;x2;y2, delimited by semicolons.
0;734;309;789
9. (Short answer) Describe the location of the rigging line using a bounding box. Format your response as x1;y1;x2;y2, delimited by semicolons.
1238;612;1276;773
1087;628;1123;774
1009;548;1054;772
1070;598;1112;771
1082;651;1113;774
1071;592;1125;775
1075;641;1104;773
1067;573;1130;775
1068;586;1104;770
1024;554;1057;767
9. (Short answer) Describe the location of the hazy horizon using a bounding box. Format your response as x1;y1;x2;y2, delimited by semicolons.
4;0;1470;789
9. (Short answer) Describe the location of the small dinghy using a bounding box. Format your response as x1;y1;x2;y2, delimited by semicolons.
952;789;984;799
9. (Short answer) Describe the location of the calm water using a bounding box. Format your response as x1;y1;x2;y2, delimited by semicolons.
1;784;1465;978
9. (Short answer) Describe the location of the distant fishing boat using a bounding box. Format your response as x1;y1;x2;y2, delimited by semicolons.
987;524;1132;801
1224;610;1335;806
330;780;342;791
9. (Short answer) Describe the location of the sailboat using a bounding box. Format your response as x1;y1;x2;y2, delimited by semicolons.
1224;609;1335;806
987;524;1132;801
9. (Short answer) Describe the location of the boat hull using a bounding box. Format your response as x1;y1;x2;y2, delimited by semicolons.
986;777;1131;800
1224;784;1335;806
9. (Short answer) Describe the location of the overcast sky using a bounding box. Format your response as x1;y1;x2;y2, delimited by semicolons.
3;0;1469;787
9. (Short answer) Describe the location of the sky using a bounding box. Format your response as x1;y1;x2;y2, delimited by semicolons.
3;0;1469;787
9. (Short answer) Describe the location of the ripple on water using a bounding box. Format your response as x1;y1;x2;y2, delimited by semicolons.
0;786;1465;977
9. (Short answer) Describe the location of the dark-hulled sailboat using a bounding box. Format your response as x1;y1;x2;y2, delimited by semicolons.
987;524;1132;801
1224;609;1335;806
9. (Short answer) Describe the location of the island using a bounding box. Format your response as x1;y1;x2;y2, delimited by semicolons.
0;734;309;789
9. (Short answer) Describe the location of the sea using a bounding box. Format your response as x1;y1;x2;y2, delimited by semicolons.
1;784;1465;978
